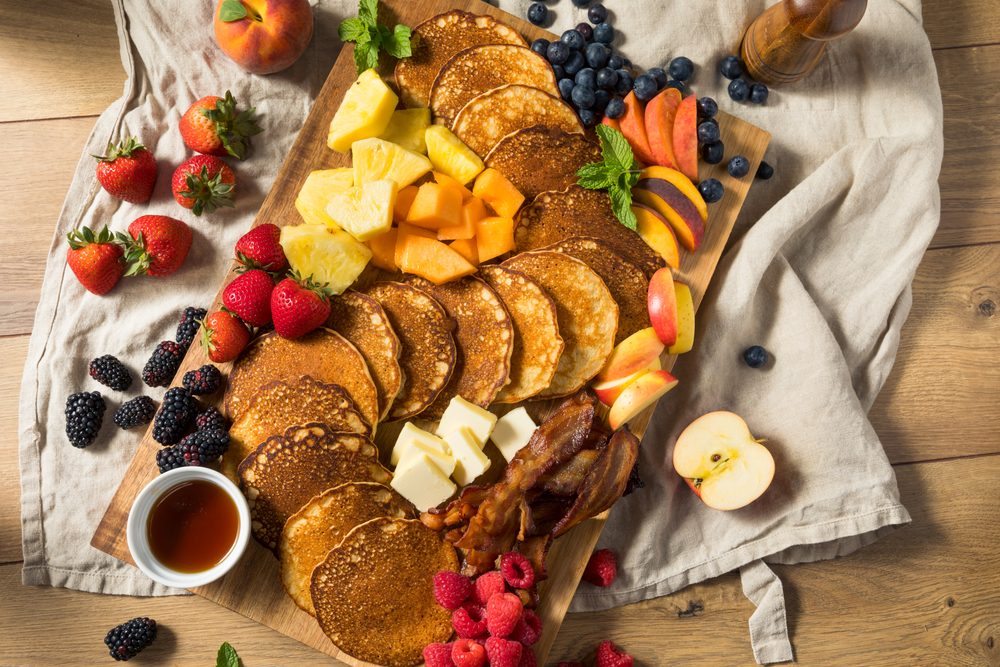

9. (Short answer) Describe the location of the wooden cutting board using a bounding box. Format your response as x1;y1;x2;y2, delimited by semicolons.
91;0;770;664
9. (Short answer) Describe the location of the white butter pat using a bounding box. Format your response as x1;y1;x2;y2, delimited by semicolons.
444;427;492;486
437;396;497;447
490;408;537;462
398;438;456;477
391;422;450;466
390;452;456;512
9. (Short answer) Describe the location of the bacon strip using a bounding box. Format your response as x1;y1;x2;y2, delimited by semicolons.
535;449;601;496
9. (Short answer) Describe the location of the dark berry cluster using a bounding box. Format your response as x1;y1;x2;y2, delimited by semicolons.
142;340;185;388
720;54;769;104
65;391;106;448
156;429;230;473
151;387;199;445
195;406;228;432
104;617;157;661
88;355;132;392
113;396;157;430
175;306;207;349
182;364;222;395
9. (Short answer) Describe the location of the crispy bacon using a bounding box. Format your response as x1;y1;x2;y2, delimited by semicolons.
514;534;553;582
535;449;602;496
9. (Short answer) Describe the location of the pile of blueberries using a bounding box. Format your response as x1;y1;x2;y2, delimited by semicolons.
720;55;769;104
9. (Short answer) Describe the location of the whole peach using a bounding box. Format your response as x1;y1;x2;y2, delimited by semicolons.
214;0;314;75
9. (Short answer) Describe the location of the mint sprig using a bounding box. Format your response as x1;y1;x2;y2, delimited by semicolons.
216;642;240;667
338;0;412;76
575;125;642;230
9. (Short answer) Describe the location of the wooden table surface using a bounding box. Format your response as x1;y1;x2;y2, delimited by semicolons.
1;1;997;666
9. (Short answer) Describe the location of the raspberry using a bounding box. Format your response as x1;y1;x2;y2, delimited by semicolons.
422;642;455;667
500;552;534;588
453;602;487;638
596;640;633;667
583;549;617;587
472;570;506;605
452;638;486;667
518;647;538;667
434;570;473;610
485;637;523;667
556;663;585;667
513;608;542;646
486;592;523;638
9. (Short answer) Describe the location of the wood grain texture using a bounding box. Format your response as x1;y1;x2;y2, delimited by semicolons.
923;0;1000;50
0;336;30;564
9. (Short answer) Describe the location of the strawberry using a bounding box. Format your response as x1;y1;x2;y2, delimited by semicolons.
199;310;251;363
179;91;262;160
92;137;158;204
172;155;235;216
223;269;274;327
235;223;287;273
270;272;333;339
117;215;192;277
66;225;124;295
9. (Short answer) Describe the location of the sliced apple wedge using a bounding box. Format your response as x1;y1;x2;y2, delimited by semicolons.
668;281;694;354
648;268;678;347
608;369;679;430
673;411;775;511
595;326;665;383
593;356;660;407
632;203;680;270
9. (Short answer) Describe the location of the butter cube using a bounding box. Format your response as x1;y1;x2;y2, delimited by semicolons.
398;438;456;477
437;396;497;447
391;422;450;467
444;427;492;486
390;453;456;512
490;408;536;462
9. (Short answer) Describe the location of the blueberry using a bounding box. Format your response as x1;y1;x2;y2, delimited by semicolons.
592;89;611;113
578;108;597;128
749;83;769;104
588;3;608;24
623;57;634;69
558;78;576;101
614;69;634;96
527;2;547;26
743;345;768;368
698;178;724;204
604;96;625;119
727;78;750;101
572;84;596;109
697;97;718;118
608;54;624;70
575;67;597;89
720;55;744;80
585;42;609;69
576;23;593;41
697;121;720;144
756;160;774;180
668;57;694;81
552;64;565;80
563;50;586;76
572;0;591;7
562;29;586;52
633;74;658;102
547;41;570;65
593;22;615;44
531;38;550;58
702;116;719;127
728;155;750;178
596;67;618;90
647;67;668;88
663;79;685;92
700;140;724;165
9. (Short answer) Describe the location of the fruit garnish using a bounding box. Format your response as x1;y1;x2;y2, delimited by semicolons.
65;391;106;449
485;637;523;667
486;592;523;638
595;640;633;667
176;306;207;349
181;364;223;395
499;552;534;589
432;570;472;610
575;124;641;230
104;617;157;662
172;155;236;216
114;396;156;431
452;602;487;638
117;215;193;278
582;549;617;587
89;354;132;392
199;309;251;363
223;268;275;327
270;271;334;339
142;341;185;388
179;91;262;161
338;0;412;76
235;223;288;273
65;225;125;296
92;137;158;204
744;345;769;368
151;387;200;446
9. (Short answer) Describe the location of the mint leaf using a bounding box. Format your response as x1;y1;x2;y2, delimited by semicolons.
338;17;370;44
358;0;379;26
609;186;637;230
384;24;412;59
578;172;615;190
354;40;380;74
576;162;608;179
219;0;249;21
595;124;635;173
217;642;240;667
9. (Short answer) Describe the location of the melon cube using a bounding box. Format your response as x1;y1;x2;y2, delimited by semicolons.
397;235;477;285
352;137;432;188
436;196;484;241
295;168;354;229
327;178;398;242
279;224;372;295
475;216;515;262
405;182;463;230
449;238;480;267
366;228;398;273
433;171;474;200
394;223;437;269
473;168;525;218
327;69;398;153
425;125;485;186
393;185;419;223
378;108;432;154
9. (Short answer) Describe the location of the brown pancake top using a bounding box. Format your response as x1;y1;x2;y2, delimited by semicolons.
484;124;602;202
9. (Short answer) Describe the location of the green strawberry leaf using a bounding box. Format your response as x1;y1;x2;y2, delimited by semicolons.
219;0;249;22
216;642;240;667
338;17;370;44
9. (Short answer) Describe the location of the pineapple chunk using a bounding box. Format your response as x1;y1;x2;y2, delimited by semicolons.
279;224;372;295
353;137;432;188
328;69;398;153
327;178;398;242
295;168;354;229
378;108;432;154
425;125;484;186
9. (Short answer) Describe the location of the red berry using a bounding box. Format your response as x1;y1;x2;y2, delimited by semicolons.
453;602;488;639
422;642;455;667
486;592;523;638
433;570;473;610
235;223;287;273
512;608;542;646
583;549;617;587
556;663;585;667
199;310;250;363
66;226;124;295
485;637;523;667
518;647;538;667
595;640;633;667
500;552;535;588
270;272;333;339
92;137;157;204
171;154;235;216
451;638;486;667
223;269;274;327
179;91;261;160
472;570;506;605
119;215;192;278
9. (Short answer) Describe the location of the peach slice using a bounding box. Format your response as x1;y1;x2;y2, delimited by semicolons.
640;166;708;222
618;92;657;167
673;411;775;511
633;177;705;253
648;268;678;347
601;115;621;133
644;88;682;170
632;203;680;270
593;356;661;407
595;326;665;383
608;369;679;430
668;281;694;355
672;95;699;182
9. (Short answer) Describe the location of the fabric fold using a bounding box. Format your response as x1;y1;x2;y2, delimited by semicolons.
740;559;793;665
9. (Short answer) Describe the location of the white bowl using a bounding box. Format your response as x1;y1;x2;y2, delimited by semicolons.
126;466;251;589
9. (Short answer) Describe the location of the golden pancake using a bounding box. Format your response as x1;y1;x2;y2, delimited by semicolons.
479;264;564;403
484;124;601;202
279;482;415;617
311;518;458;667
501;251;618;398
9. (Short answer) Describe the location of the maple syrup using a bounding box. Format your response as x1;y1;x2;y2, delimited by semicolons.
146;479;239;573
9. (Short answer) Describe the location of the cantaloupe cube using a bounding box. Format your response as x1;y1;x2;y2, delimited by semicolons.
475;216;515;262
378;108;431;154
405;182;463;230
295;168;354;229
328;69;398;153
394;222;437;268
327;178;397;242
425;125;485;185
353;137;432;188
366;228;398;273
449;238;480;267
397;235;477;285
433;171;474;200
472;169;525;218
437;196;485;241
394;185;419;223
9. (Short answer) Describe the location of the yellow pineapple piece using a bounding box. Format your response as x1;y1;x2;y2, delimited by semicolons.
327;178;398;242
425;125;484;186
352;137;432;188
327;69;398;153
295;168;354;229
279;224;372;295
378;108;432;154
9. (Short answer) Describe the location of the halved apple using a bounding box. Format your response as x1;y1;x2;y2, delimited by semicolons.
633;177;705;253
647;268;678;347
632;204;680;270
618;92;657;166
671;95;699;182
593;356;660;407
645;88;682;170
595;326;664;383
673;411;775;511
608;369;679;430
668;281;694;354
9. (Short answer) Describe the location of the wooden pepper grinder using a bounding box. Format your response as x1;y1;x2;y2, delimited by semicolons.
740;0;868;88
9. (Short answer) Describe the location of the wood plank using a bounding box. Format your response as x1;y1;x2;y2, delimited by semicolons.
0;0;124;123
0;336;30;564
923;0;1000;50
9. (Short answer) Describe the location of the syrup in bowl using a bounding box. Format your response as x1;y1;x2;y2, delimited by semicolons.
146;479;239;573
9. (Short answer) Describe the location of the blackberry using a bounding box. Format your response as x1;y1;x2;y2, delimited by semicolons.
175;306;206;349
65;391;106;448
155;445;186;473
104;617;157;661
151;387;199;445
113;396;157;430
142;341;185;388
180;429;231;463
182;364;222;395
89;355;132;391
196;406;228;432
